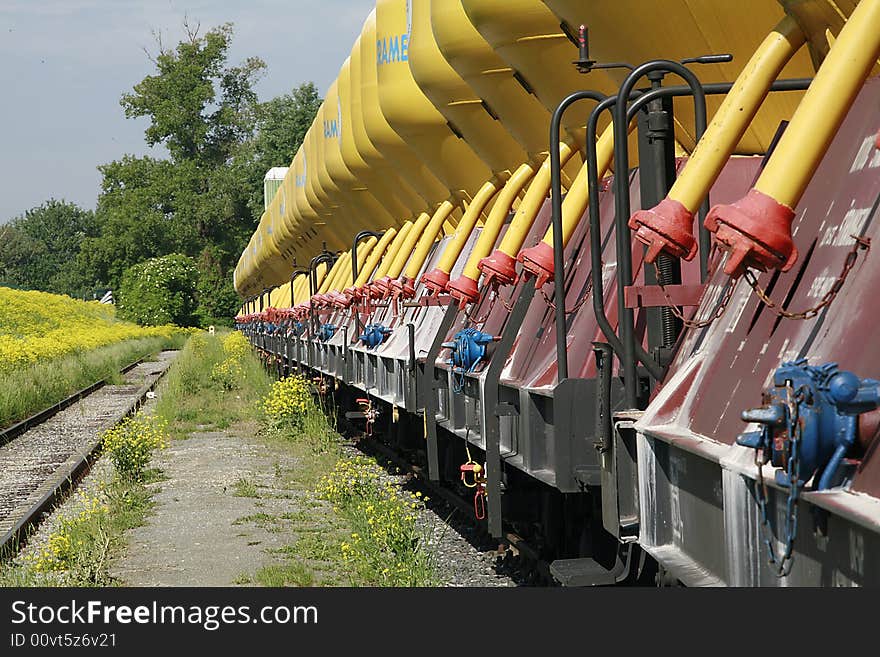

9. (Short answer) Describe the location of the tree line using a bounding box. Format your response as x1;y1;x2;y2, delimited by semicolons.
0;22;320;326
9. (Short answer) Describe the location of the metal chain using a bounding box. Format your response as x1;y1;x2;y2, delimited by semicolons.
539;276;593;315
650;261;739;329
463;285;496;327
743;236;870;321
753;381;803;578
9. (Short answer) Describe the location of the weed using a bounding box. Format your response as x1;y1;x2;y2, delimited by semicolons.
232;478;260;498
317;457;437;586
0;476;157;586
101;413;169;481
254;562;315;587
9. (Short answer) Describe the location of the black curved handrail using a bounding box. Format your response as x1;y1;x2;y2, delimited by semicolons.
352;230;384;284
309;250;337;335
548;89;607;381
309;251;337;298
584;76;812;407
613;60;707;407
289;268;309;307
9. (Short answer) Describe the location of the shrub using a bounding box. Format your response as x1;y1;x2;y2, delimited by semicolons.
117;254;199;327
27;492;109;575
101;412;169;480
261;375;312;430
194;247;239;327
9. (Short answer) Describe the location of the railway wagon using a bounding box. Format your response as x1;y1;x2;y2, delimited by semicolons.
234;0;880;586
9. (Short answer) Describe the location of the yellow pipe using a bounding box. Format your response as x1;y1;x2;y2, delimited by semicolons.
544;121;622;249
355;228;398;287
293;276;308;305
707;0;880;276
499;143;575;256
756;3;880;206
629;16;806;263
319;251;350;294
674;17;805;211
436;182;499;273
329;253;354;294
374;222;413;281
338;240;375;291
463;163;535;281
403;201;457;281
420;181;501;293
387;212;432;280
313;261;329;293
324;253;350;293
516;122;629;285
478;143;578;285
334;242;372;294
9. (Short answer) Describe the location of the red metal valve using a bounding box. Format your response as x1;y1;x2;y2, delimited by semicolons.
370;276;393;299
459;461;483;487
460;460;487;520
389;276;416;300
518;241;555;288
355;398;377;436
704;189;798;277
629;197;698;263
474;484;487;521
420;268;450;295
447;274;481;305
479;249;517;287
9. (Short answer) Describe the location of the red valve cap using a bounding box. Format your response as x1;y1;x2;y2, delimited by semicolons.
388;276;415;299
518;241;554;288
478;249;516;287
704;189;798;278
629;197;698;262
420;268;450;295
447;275;480;305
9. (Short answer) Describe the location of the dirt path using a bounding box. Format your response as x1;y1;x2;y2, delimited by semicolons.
110;429;315;586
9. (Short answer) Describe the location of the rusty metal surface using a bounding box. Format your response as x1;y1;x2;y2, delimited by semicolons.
638;77;880;500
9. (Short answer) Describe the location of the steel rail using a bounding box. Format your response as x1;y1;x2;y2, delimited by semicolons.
0;353;176;557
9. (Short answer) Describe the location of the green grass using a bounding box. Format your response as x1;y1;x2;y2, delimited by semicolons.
154;331;271;439
0;472;161;586
232;477;260;498
254;561;315;587
96;330;439;588
0;335;187;430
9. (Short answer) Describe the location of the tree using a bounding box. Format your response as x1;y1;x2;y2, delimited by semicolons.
117;254;199;326
193;245;240;326
0;224;47;289
0;200;98;296
120;20;266;165
87;22;269;318
8;22;322;325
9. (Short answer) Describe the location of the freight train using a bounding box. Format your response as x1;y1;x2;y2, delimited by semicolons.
233;0;880;586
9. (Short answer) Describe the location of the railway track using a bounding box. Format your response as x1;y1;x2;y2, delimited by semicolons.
0;351;178;556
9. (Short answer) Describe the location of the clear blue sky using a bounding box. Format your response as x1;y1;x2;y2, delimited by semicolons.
0;0;371;222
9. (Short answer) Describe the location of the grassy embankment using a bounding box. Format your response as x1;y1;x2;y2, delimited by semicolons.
1;331;437;586
0;286;189;429
0;286;189;585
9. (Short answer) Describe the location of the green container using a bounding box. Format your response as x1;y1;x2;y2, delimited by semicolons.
263;167;288;210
